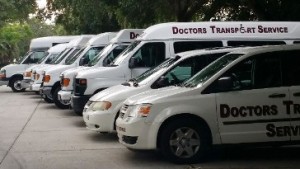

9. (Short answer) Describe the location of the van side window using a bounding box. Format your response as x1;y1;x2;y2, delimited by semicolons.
204;52;285;93
132;42;165;68
282;50;300;86
293;41;300;44
227;41;285;46
173;41;223;53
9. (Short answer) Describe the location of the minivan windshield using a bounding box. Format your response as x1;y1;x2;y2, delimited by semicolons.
182;53;243;87
112;41;141;66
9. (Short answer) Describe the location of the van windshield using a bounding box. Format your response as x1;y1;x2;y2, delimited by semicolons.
37;52;50;64
65;48;85;65
135;57;179;83
52;48;72;64
88;44;114;66
43;53;59;64
112;41;141;66
17;51;31;64
182;53;243;87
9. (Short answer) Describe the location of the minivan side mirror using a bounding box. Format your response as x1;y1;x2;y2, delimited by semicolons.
218;76;233;92
129;57;137;69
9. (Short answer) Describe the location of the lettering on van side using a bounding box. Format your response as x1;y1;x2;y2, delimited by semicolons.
266;123;300;137
172;24;289;35
130;32;140;39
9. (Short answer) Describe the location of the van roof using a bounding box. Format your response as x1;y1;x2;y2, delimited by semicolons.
228;44;300;56
67;35;95;48
176;46;255;59
137;22;300;41
110;29;144;43
29;36;79;49
47;43;69;53
86;32;117;46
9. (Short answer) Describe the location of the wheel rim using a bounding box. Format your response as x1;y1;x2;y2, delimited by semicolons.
13;80;23;91
169;127;200;158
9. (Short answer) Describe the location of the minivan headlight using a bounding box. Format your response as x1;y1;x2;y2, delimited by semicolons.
90;101;112;111
128;103;152;118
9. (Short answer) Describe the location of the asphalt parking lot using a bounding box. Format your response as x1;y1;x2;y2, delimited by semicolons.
0;86;300;169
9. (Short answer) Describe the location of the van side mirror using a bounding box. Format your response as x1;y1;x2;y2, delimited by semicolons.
79;57;85;66
129;57;137;69
218;76;233;92
152;76;169;89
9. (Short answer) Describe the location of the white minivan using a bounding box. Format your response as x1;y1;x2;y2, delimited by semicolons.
82;47;249;133
57;29;143;109
71;21;300;115
0;36;78;92
116;44;300;163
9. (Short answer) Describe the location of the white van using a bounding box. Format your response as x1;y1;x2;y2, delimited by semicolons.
21;43;69;90
0;36;78;92
57;29;143;109
40;33;116;103
82;47;249;133
71;21;300;115
116;44;300;163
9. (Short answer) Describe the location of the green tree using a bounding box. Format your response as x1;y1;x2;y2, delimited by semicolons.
46;0;121;34
0;0;37;27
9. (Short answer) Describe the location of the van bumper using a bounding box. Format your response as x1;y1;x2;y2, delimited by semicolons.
72;95;92;115
41;86;52;99
30;83;41;92
0;78;9;86
21;79;32;89
58;90;72;103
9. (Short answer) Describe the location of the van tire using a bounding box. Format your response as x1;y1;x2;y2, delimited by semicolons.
43;96;53;103
159;118;210;164
53;86;69;109
10;77;25;92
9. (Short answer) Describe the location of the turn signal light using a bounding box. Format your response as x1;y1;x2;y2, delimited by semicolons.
44;75;51;83
25;71;32;77
62;78;70;87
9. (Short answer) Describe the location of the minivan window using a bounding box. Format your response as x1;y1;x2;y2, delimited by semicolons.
227;41;285;46
174;41;223;53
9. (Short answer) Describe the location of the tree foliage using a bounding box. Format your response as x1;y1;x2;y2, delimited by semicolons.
0;0;37;27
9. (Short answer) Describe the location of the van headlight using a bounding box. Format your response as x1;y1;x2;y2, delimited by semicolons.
128;103;152;118
90;101;112;111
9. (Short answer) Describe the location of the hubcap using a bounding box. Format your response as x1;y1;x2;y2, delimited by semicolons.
14;80;23;91
169;127;200;158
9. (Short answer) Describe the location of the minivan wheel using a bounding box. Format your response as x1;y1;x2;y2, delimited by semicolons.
159;118;210;164
53;86;69;109
11;77;25;92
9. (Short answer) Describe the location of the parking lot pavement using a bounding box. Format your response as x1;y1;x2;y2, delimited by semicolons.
0;86;300;169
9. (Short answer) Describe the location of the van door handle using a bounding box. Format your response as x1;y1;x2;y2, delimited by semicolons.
269;93;286;98
293;92;300;97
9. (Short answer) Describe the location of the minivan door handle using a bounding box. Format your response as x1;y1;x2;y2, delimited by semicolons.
269;93;286;98
293;92;300;97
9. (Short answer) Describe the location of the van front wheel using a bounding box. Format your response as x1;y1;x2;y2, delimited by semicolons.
159;118;210;164
53;86;69;109
11;77;25;92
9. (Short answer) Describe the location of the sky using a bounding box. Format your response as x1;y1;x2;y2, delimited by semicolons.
36;0;47;9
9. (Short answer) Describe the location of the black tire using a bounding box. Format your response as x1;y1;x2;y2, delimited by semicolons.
159;118;210;164
10;77;26;92
35;91;40;95
43;95;53;103
53;86;69;109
